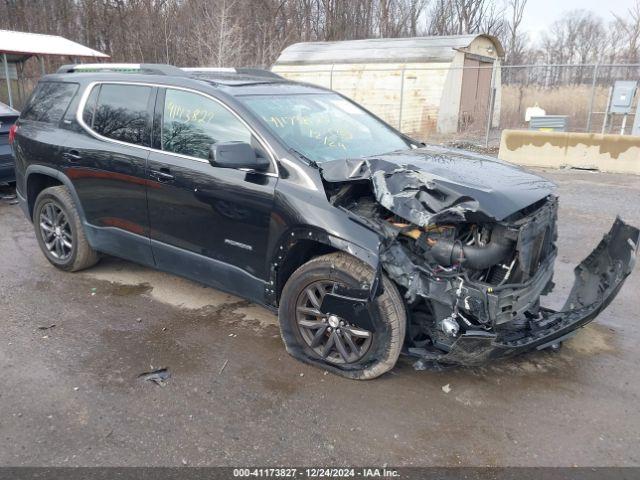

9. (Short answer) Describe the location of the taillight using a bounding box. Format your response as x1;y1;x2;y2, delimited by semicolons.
8;124;18;145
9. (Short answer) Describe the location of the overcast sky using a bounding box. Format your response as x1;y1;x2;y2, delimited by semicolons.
520;0;634;41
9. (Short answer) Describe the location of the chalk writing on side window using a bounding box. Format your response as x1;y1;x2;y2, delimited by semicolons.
166;100;216;124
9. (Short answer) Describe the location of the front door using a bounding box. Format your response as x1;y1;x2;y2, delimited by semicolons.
146;87;277;303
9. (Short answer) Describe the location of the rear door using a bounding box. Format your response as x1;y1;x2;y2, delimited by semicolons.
64;82;155;265
146;87;277;302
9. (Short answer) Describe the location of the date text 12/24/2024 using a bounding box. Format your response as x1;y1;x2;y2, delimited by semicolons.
233;468;400;478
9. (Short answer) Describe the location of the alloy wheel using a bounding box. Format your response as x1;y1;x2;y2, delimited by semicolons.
39;202;73;261
295;280;373;364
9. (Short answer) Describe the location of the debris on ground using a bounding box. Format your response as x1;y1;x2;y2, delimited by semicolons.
0;186;18;205
37;324;56;330
412;358;454;372
445;140;499;156
218;359;229;375
139;368;170;386
442;384;452;393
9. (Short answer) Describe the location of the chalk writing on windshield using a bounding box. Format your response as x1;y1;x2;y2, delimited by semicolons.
263;114;351;149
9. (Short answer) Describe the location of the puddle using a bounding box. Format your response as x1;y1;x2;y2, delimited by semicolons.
109;283;152;296
232;304;278;330
86;259;241;309
468;323;617;378
563;323;616;356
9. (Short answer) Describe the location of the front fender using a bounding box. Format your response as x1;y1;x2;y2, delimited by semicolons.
266;226;382;306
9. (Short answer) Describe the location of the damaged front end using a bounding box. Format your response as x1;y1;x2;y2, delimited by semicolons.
320;150;639;367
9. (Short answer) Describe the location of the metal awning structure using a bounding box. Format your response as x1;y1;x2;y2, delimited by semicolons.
1;29;109;108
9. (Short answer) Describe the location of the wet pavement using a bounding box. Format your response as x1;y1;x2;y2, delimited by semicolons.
0;168;639;467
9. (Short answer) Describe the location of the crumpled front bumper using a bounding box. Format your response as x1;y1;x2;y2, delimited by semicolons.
424;217;639;366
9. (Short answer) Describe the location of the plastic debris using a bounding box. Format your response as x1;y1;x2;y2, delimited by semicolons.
139;368;170;386
218;359;229;375
442;383;451;393
37;324;56;330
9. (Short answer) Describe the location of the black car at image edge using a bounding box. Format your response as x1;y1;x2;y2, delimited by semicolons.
10;63;639;379
0;100;19;183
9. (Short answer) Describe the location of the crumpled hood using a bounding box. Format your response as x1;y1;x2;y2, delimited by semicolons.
320;145;557;224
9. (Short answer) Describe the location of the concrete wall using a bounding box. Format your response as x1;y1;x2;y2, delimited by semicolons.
499;130;640;175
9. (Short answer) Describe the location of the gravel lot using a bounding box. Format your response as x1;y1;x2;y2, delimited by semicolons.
1;168;639;467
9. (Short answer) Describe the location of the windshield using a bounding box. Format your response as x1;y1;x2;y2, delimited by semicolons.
239;93;410;162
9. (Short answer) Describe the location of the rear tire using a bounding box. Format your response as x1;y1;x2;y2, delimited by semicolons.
279;252;406;380
33;185;99;272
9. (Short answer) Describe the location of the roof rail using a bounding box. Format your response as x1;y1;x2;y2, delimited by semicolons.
236;68;283;79
182;67;283;79
56;63;188;76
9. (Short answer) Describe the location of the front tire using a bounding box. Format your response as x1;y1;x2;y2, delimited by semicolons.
33;185;99;272
279;252;406;380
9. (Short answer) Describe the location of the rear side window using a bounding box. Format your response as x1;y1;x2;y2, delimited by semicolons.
88;84;152;146
21;82;78;124
82;86;100;126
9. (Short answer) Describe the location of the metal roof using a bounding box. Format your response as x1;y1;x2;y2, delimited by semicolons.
0;101;19;116
0;30;109;63
274;34;504;66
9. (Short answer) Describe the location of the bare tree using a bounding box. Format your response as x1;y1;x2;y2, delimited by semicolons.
613;0;640;63
0;0;637;82
503;0;527;65
427;0;504;36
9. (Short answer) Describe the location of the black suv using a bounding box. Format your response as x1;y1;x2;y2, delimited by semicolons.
12;64;639;379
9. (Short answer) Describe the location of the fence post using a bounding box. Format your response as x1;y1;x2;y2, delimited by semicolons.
586;63;599;132
601;86;612;134
484;62;497;148
2;53;13;109
329;64;334;90
398;65;405;131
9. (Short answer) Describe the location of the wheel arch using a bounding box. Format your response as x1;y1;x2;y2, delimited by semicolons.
25;166;85;223
268;226;380;306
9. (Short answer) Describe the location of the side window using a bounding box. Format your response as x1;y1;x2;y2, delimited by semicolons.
161;89;252;160
82;85;100;127
21;82;78;124
91;84;152;146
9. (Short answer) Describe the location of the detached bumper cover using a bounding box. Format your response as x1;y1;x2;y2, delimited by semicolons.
429;218;639;366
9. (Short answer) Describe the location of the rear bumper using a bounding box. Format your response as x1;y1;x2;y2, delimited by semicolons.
16;189;29;219
419;217;639;366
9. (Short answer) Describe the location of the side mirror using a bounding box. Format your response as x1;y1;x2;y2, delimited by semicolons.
208;141;269;171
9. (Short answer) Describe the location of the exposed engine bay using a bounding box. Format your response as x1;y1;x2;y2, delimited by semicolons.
319;148;639;366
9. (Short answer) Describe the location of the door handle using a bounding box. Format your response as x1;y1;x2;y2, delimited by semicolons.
150;169;174;182
63;150;82;162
